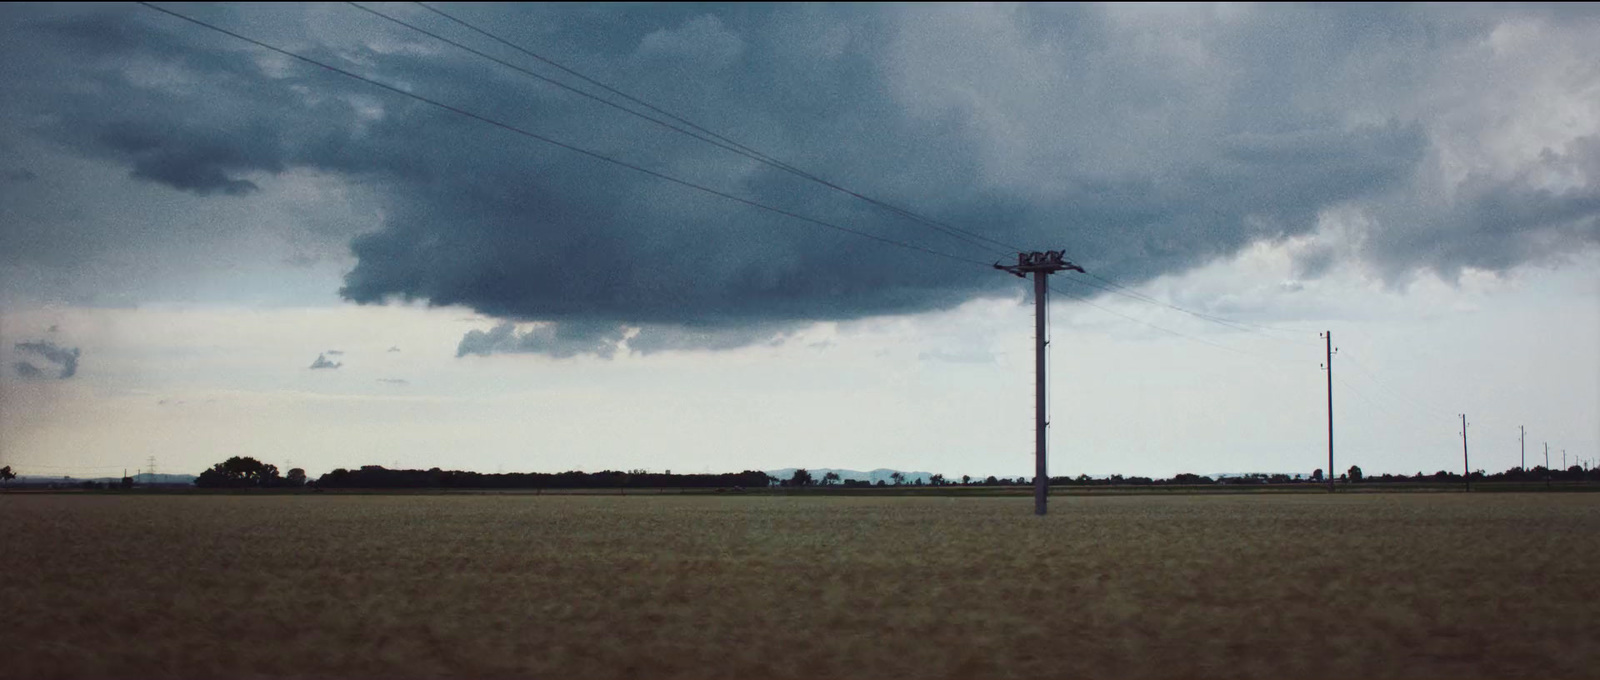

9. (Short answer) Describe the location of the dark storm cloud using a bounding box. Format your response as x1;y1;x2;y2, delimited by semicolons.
15;341;80;379
1365;136;1600;281
3;3;1597;355
308;353;341;370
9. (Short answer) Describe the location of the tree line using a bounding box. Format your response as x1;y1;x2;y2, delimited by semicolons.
186;457;1600;490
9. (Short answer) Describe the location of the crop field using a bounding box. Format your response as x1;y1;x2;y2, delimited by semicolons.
2;492;1596;679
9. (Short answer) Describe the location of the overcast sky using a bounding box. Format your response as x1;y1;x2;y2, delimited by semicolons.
2;2;1596;481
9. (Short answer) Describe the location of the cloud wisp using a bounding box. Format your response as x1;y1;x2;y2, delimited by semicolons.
13;341;80;379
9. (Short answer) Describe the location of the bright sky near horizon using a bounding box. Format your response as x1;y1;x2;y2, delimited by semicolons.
2;3;1597;481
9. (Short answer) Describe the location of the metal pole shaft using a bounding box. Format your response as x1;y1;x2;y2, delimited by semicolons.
1326;331;1334;493
1462;414;1470;492
1035;271;1049;516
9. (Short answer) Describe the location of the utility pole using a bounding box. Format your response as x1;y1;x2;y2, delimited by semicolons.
996;250;1084;516
1519;426;1525;472
1460;414;1470;492
1544;443;1549;471
1320;331;1337;493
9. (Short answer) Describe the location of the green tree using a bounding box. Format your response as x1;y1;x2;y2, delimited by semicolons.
0;465;15;485
1347;465;1363;482
787;469;814;487
822;471;841;486
890;471;905;486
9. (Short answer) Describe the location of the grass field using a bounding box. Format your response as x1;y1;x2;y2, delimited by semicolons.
2;492;1596;679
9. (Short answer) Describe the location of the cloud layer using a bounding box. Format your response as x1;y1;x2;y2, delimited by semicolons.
2;3;1596;355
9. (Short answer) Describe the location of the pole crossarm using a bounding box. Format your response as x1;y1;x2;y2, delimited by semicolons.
994;250;1085;278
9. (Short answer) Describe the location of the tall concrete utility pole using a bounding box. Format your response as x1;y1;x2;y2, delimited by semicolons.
1519;426;1525;471
996;250;1084;516
1321;332;1336;493
1460;414;1470;491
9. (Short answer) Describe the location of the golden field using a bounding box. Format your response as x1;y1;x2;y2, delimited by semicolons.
1;492;1596;679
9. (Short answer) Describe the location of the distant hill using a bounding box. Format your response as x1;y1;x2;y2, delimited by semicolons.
765;468;942;485
9;473;196;486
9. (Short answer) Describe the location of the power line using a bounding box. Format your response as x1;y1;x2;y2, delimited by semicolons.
392;1;1021;259
1338;350;1457;422
1047;280;1300;365
136;2;988;268
1074;271;1309;337
140;2;1386;391
407;2;1329;340
1060;272;1308;339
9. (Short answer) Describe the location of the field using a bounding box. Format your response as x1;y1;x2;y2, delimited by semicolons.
2;492;1596;679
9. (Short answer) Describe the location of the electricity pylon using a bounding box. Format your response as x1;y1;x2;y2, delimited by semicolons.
996;251;1084;516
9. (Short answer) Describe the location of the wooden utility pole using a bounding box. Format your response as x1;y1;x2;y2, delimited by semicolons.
1321;331;1336;492
996;251;1084;516
1460;414;1470;491
1519;426;1525;471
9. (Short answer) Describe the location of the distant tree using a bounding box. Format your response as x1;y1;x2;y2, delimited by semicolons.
822;471;841;486
984;475;999;485
874;480;886;487
1347;465;1363;483
961;475;971;486
0;465;14;485
1310;468;1324;482
285;468;307;487
788;469;814;487
930;474;946;486
890;471;905;486
195;456;283;488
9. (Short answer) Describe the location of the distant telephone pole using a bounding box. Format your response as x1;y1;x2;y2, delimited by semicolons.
995;250;1084;516
1320;331;1337;493
1544;443;1551;490
1460;414;1470;491
1519;426;1525;471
